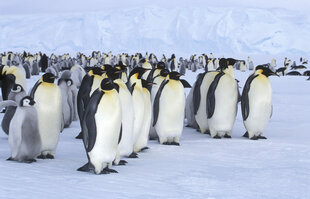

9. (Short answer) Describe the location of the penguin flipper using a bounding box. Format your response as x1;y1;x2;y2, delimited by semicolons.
82;89;103;152
29;80;41;98
153;80;169;126
180;79;191;88
241;74;258;120
118;124;122;144
193;73;205;115
207;72;225;119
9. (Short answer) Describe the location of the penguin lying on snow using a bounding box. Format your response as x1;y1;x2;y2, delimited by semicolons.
78;78;122;175
0;96;41;163
241;65;278;140
153;71;191;145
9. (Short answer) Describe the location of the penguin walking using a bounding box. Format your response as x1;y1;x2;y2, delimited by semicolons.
1;84;26;135
30;73;62;159
0;96;41;163
76;68;105;139
241;66;277;140
207;58;239;138
153;72;191;145
78;78;122;174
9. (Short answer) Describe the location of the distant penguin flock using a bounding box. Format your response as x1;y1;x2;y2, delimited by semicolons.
0;51;308;174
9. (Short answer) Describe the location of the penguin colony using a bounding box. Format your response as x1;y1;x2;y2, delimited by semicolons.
0;51;308;174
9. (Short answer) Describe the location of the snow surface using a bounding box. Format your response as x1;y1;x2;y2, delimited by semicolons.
0;65;310;199
0;1;310;56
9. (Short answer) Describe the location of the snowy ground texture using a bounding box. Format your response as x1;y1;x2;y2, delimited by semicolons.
0;64;310;199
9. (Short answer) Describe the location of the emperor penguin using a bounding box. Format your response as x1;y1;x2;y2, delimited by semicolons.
193;71;219;134
241;65;278;140
248;56;254;70
140;59;153;80
0;96;41;163
106;68;134;161
78;78;122;174
133;79;152;153
128;67;148;157
30;73;62;159
153;71;191;145
76;67;105;139
240;61;247;72
168;54;178;71
207;58;239;139
1;84;26;135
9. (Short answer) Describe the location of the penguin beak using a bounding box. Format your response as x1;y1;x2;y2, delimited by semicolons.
29;100;35;106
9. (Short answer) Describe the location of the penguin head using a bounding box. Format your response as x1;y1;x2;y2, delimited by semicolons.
42;73;55;83
106;68;122;80
101;64;113;72
89;67;104;76
141;79;153;89
255;65;278;77
11;84;24;93
115;61;127;72
100;78;115;91
219;58;237;71
156;62;166;69
129;67;149;80
20;96;35;107
168;71;182;80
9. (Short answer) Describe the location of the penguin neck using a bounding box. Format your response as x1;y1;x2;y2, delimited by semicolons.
223;65;235;78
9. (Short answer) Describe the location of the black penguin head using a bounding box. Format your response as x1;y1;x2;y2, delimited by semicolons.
156;62;166;69
141;79;153;89
11;84;24;93
129;67;149;79
169;71;182;80
101;64;113;72
255;65;278;77
20;96;35;107
90;67;104;76
100;78;115;91
115;61;127;71
106;68;122;80
42;73;55;83
218;58;237;71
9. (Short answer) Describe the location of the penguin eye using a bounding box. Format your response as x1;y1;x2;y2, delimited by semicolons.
67;80;72;86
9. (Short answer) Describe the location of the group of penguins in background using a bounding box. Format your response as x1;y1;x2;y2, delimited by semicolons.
0;51;308;175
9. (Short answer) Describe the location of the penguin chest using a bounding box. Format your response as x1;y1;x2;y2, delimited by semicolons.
9;109;25;158
245;77;272;132
89;92;121;163
90;76;103;96
132;86;145;140
156;81;185;136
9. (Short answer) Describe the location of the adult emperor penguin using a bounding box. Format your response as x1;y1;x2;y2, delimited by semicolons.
106;68;134;161
140;58;153;80
241;65;277;140
1;84;26;135
76;67;105;139
0;96;41;163
30;73;62;159
78;78;122;174
207;58;239;139
194;70;219;134
153;71;191;145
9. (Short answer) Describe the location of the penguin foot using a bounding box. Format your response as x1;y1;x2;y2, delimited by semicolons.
140;147;149;151
223;134;231;138
128;152;138;158
250;135;258;140
185;124;191;127
6;157;13;161
149;137;158;141
46;154;54;159
204;130;210;135
163;142;171;145
113;160;127;166
23;159;37;163
171;142;180;146
242;132;249;138
103;167;118;174
257;135;267;139
75;132;83;139
213;135;222;139
77;163;90;172
37;154;46;159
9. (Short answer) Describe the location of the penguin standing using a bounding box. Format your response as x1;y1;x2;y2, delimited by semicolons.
194;71;219;134
207;58;239;138
76;68;105;139
1;84;26;135
0;96;41;163
78;78;121;174
240;61;247;72
153;72;191;145
30;73;62;159
241;65;277;140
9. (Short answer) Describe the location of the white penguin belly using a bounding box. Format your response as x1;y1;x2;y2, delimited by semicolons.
88;92;121;173
9;109;24;159
35;85;62;154
156;82;185;139
195;72;217;133
208;75;237;133
132;87;145;143
244;78;272;134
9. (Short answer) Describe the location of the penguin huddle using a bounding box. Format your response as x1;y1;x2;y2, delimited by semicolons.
0;51;287;175
187;57;278;140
